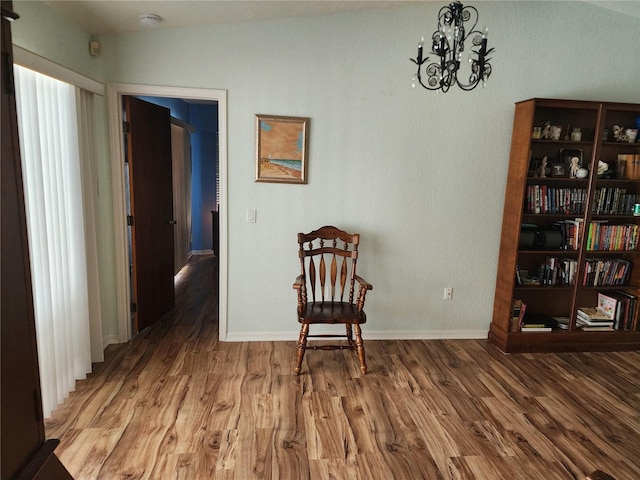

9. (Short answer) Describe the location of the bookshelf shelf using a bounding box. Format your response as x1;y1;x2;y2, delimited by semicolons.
514;286;574;290
490;98;640;353
517;251;578;255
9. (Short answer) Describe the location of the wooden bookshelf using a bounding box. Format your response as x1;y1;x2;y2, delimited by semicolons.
490;98;640;353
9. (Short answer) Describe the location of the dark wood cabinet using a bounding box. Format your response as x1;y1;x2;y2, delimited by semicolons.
490;98;640;353
1;2;73;478
211;210;219;256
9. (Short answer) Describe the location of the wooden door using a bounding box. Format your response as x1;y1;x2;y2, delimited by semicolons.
125;96;175;333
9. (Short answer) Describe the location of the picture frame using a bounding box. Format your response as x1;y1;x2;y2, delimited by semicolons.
551;163;568;177
255;114;309;184
560;148;583;165
560;148;583;178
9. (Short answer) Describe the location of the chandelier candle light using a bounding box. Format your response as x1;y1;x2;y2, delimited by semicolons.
411;1;494;92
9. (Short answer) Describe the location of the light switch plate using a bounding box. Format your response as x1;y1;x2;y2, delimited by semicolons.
247;209;256;223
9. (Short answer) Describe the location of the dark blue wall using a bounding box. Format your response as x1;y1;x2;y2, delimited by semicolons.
189;103;218;252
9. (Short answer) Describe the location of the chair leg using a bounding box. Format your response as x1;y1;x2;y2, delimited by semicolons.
295;323;309;375
345;323;353;348
353;324;367;375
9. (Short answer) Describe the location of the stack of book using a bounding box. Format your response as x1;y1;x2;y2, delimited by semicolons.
576;307;615;331
576;293;619;331
576;292;621;331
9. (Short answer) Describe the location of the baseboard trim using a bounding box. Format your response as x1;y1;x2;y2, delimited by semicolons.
223;330;488;343
103;330;487;345
190;249;214;256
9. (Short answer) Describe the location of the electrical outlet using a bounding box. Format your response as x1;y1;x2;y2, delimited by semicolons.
444;287;453;300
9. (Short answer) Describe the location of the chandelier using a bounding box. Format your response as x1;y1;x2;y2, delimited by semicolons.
411;1;494;92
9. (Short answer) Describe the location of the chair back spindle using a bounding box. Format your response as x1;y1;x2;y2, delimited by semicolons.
298;228;359;305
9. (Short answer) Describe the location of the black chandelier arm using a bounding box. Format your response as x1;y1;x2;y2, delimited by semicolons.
412;61;458;92
456;51;493;90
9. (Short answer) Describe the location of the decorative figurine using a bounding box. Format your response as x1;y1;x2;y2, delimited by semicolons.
537;156;548;178
570;156;580;178
598;160;609;175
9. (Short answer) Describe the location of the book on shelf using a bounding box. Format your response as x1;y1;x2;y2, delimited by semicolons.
577;318;614;328
525;186;587;215
582;258;631;286
521;326;553;332
579;324;615;332
620;153;640;181
586;221;640;251
585;220;607;251
537;256;577;286
591;183;640;215
520;312;557;332
596;291;624;329
552;316;570;330
597;292;618;319
511;299;525;332
606;289;639;331
551;218;583;251
577;306;613;320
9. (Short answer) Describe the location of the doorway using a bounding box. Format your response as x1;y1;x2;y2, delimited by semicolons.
107;84;228;343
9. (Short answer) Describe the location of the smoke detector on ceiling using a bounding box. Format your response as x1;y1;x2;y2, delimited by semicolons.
138;13;162;27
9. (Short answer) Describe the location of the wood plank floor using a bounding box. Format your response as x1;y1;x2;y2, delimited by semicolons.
46;255;640;479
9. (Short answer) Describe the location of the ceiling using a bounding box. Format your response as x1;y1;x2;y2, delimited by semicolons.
40;1;420;36
39;0;640;36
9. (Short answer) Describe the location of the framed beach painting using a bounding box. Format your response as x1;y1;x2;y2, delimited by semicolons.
255;114;309;184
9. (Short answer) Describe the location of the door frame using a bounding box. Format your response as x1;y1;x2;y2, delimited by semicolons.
107;83;228;343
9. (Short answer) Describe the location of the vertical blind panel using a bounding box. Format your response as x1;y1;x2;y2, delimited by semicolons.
76;87;104;363
14;65;92;419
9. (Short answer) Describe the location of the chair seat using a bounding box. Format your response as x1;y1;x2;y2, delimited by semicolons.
298;302;367;325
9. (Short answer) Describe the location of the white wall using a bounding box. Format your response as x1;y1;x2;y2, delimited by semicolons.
13;1;640;343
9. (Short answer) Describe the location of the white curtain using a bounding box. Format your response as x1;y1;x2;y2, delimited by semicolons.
14;65;101;418
76;88;104;365
171;123;192;273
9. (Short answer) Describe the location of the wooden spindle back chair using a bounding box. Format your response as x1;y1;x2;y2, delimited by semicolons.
293;226;372;375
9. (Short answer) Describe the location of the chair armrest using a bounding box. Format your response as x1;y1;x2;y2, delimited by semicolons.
354;275;373;291
354;275;372;311
293;274;307;314
293;274;305;290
